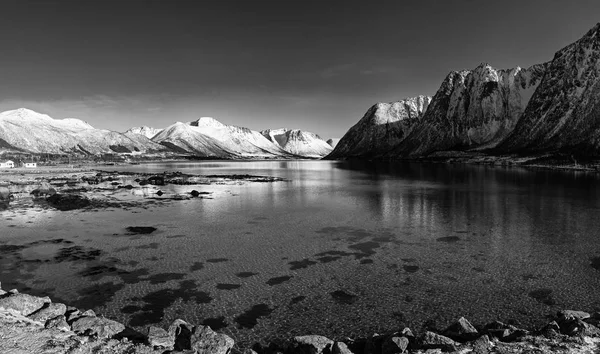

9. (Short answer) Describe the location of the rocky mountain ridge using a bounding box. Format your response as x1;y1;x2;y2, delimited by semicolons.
326;95;431;159
261;128;333;157
0;108;165;154
329;22;600;160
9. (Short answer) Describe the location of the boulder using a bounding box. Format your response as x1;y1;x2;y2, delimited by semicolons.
45;315;71;331
420;331;457;352
190;325;235;354
71;316;125;338
0;293;51;316
28;302;67;323
148;325;174;349
381;336;409;354
290;335;334;354
47;193;91;211
557;310;591;322
443;317;479;342
559;317;600;337
190;190;200;197
168;319;194;350
332;341;354;354
469;334;491;354
482;321;524;341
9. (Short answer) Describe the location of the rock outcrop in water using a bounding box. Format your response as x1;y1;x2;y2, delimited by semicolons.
2;284;600;354
326;96;431;159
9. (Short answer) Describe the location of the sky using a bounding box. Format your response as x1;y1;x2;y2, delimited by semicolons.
0;0;599;139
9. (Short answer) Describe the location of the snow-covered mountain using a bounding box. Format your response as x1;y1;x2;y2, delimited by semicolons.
0;108;165;154
152;117;294;158
125;126;163;139
498;23;600;154
261;128;333;157
388;63;548;157
326;95;431;159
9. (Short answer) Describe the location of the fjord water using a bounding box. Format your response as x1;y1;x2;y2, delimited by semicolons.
3;160;600;346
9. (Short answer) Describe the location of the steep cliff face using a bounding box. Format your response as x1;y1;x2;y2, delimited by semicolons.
389;63;548;157
262;128;333;157
498;23;600;155
0;108;165;154
326;96;431;159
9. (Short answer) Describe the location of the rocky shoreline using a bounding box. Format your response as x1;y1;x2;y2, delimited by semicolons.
1;283;600;354
0;169;287;211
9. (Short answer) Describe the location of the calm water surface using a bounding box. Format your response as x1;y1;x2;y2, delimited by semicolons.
2;160;600;347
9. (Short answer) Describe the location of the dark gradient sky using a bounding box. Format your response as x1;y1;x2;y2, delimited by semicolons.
0;0;598;138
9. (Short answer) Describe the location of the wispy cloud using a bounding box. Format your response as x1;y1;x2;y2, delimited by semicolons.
320;63;357;78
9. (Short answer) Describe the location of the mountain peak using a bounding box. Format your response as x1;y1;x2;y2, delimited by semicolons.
191;117;226;128
1;108;51;119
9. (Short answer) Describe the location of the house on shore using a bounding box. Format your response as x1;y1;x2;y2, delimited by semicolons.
23;162;37;168
0;160;15;168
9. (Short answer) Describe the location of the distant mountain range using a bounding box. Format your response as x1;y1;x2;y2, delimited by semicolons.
0;109;336;158
327;23;600;160
2;23;599;161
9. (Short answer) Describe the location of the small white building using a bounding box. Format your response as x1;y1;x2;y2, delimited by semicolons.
23;162;37;168
0;160;15;168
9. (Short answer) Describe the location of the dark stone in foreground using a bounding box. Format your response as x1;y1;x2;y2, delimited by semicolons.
47;193;91;211
443;316;479;342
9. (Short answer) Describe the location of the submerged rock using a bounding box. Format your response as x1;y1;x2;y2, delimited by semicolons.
47;193;91;211
126;226;157;234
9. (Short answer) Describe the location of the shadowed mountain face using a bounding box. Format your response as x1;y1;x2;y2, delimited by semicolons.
389;63;548;157
497;23;600;155
326;96;431;159
0;108;165;154
330;23;600;159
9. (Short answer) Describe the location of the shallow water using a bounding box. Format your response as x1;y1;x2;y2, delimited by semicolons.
2;160;600;347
